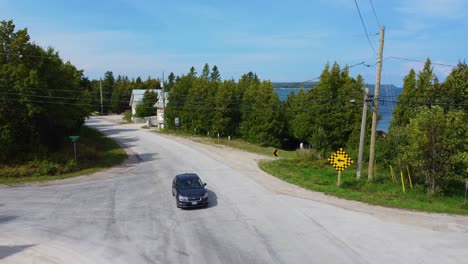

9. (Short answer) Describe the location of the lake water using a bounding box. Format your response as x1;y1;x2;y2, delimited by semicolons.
275;86;402;132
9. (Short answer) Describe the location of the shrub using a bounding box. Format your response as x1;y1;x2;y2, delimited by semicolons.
296;148;321;161
123;110;132;123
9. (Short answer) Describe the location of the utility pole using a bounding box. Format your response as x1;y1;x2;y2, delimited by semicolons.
357;87;369;179
100;80;103;115
161;71;166;129
368;26;385;180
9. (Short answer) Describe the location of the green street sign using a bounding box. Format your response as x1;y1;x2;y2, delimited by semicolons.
69;136;80;142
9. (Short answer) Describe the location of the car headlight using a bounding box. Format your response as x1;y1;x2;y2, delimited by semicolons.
178;196;189;202
202;192;208;199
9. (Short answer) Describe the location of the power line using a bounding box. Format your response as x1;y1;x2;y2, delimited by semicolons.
0;85;105;94
386;56;457;68
353;0;378;56
0;51;60;60
302;61;373;83
369;0;381;27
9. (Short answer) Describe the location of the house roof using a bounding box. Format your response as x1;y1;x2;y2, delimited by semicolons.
129;89;156;106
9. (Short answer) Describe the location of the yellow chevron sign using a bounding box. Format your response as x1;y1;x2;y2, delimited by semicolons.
328;148;353;172
273;149;279;157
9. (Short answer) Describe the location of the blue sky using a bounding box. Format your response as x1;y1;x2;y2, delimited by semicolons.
1;0;466;86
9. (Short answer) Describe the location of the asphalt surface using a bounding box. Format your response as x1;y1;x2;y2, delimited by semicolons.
1;117;467;263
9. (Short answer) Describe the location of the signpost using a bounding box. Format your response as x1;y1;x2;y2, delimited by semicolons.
273;149;279;158
174;117;179;127
69;136;80;162
328;148;353;186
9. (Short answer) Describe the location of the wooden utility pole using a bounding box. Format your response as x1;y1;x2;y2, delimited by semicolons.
357;87;369;179
100;80;103;115
368;26;385;180
161;71;166;129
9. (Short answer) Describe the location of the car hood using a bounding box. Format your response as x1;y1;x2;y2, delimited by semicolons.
178;188;206;197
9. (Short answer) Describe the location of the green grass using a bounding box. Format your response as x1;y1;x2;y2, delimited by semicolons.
157;129;297;159
260;159;468;215
0;126;127;185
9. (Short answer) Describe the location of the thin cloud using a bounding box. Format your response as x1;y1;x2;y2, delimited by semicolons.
398;0;467;19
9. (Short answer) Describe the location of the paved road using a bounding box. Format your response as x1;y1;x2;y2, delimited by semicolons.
1;117;467;263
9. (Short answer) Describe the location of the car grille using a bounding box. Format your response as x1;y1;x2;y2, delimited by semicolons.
188;197;201;201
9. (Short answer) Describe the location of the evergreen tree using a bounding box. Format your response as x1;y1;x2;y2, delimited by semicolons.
109;84;122;113
101;71;115;113
184;77;216;133
165;74;195;129
210;65;221;82
439;62;467;110
188;66;197;77
201;63;210;80
390;69;417;128
211;80;236;136
285;88;312;142
167;72;176;92
301;63;364;155
240;80;283;147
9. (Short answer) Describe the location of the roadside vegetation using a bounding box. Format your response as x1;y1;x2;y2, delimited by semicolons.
0;20;126;185
260;158;468;215
0;126;126;185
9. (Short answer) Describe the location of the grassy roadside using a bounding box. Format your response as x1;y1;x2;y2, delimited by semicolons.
158;129;468;215
157;129;297;159
0;126;127;185
260;159;468;215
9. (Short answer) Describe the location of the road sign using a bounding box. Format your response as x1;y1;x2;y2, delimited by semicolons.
328;148;353;172
175;117;179;127
273;149;279;157
69;136;80;142
68;136;80;162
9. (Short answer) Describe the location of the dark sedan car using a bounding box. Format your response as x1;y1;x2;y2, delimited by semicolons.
172;173;208;208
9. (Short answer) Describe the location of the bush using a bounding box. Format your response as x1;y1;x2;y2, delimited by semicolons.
296;148;321;161
37;161;59;176
123;110;132;123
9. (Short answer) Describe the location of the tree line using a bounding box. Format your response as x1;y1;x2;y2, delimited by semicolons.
164;62;366;155
382;59;467;194
0;20;91;163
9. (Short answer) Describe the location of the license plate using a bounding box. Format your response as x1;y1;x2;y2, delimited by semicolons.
191;201;198;205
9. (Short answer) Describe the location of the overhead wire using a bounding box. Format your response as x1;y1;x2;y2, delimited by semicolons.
368;0;381;27
386;56;457;68
353;0;378;56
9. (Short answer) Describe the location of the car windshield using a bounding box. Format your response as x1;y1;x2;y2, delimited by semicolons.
178;178;203;190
